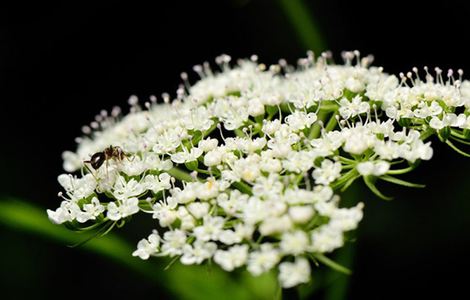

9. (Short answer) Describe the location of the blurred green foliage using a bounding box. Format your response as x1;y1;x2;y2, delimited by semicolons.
0;198;280;300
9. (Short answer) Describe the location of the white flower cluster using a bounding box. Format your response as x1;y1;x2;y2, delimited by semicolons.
48;51;470;288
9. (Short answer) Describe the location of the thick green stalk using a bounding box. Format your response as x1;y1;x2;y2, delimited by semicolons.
325;111;339;132
168;167;196;182
277;0;327;53
309;110;329;139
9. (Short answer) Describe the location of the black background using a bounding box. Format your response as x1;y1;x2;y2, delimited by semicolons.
1;1;470;299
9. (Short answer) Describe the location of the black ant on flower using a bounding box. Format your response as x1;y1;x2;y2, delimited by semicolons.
84;145;129;174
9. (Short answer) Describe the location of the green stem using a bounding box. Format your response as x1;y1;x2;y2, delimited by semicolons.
277;0;326;53
232;181;253;195
331;169;358;191
450;128;466;139
309;110;329;139
386;165;416;175
380;175;425;188
449;134;470;145
420;128;435;141
324;243;355;300
363;176;393;201
324;111;339;132
167;167;195;182
446;140;470;157
311;253;352;275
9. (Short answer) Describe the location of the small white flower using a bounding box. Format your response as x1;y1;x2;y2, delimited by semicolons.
342;126;374;154
142;173;172;193
121;155;147;176
113;176;146;201
171;185;197;204
214;245;249;271
57;173;96;201
247;243;280;276
312;159;342;185
152;198;178;227
329;202;364;231
278;258;311;288
133;231;160;260
76;197;105;223
247;98;265;116
170;147;203;164
288;206;314;224
161;230;187;256
217;190;248;215
252;174;284;199
143;152;173;171
62;151;84;173
107;197;140;221
282;150;316;173
196;178;220;200
280;231;310;255
311;226;344;253
180;241;217;265
193;216;225;241
285;111;317;131
262;119;281;135
338;95;369;119
429;116;445;130
259;216;293;236
198;138;219;152
357;160;390;176
47;201;79;224
187;202;210;219
283;188;318;205
218;230;241;245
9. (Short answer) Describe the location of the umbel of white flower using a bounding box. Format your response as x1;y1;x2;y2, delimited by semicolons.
48;51;470;288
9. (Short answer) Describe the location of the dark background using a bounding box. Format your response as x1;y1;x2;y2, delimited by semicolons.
1;1;470;299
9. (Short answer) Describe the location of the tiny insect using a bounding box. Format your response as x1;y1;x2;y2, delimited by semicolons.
84;145;127;170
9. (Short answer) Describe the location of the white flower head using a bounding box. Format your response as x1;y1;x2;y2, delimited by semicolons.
49;51;466;288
